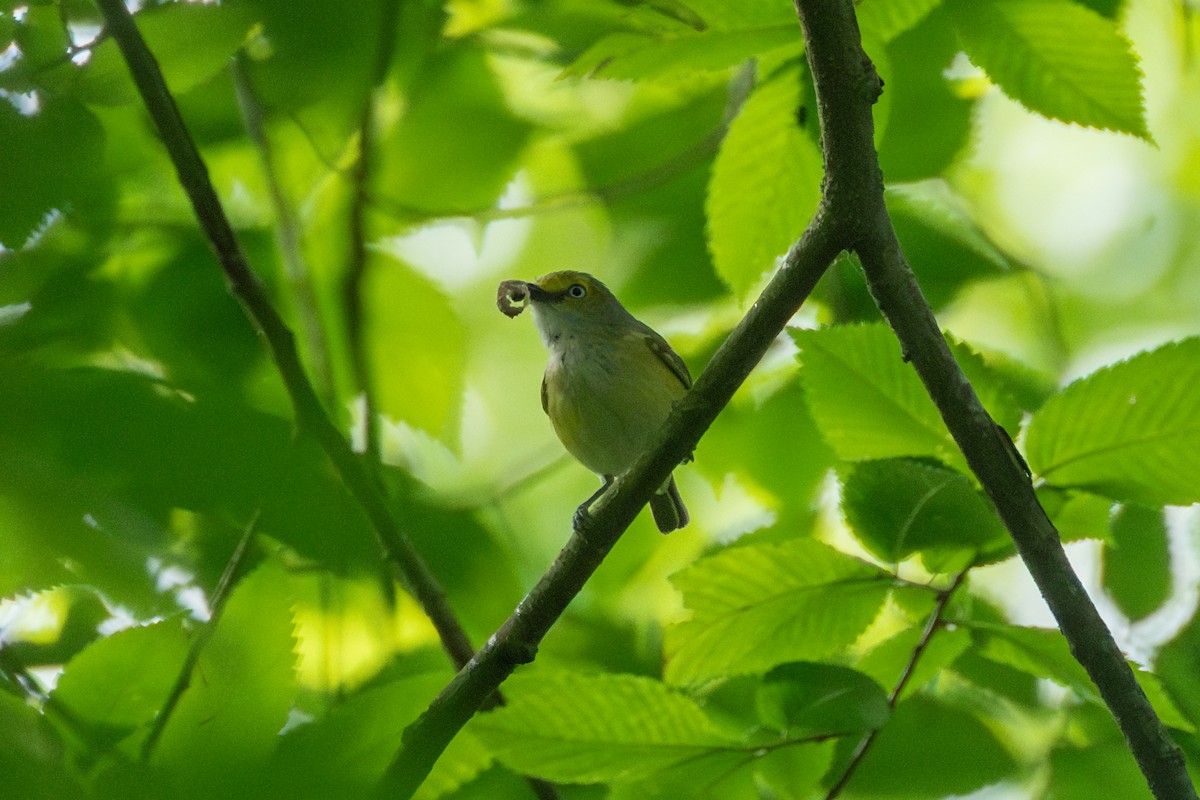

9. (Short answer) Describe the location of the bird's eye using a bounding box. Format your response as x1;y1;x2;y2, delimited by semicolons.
567;284;587;299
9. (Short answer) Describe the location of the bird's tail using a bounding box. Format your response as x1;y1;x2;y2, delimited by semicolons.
650;475;689;534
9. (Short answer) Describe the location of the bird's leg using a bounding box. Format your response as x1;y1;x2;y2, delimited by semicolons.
573;475;615;534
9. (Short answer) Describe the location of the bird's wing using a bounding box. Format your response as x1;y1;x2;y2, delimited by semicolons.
541;373;549;415
643;330;692;390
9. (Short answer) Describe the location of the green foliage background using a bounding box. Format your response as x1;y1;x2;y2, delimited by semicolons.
2;0;1199;798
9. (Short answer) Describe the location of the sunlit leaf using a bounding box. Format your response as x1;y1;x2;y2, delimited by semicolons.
1026;338;1200;505
707;68;822;296
474;672;737;783
946;0;1149;138
665;539;891;684
567;25;800;80
51;621;189;740
857;0;946;41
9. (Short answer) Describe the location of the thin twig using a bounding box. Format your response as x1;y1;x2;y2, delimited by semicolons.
231;54;338;411
824;570;968;800
93;0;477;671
141;514;260;760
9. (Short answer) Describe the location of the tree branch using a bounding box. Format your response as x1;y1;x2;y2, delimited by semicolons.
792;2;1196;799
94;0;477;672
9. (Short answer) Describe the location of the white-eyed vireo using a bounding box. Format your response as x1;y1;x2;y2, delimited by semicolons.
498;271;691;533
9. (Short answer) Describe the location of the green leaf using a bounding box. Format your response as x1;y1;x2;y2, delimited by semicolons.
665;539;890;684
611;742;833;800
566;26;801;80
707;68;822;295
133;1;255;95
856;624;973;700
1047;742;1154;800
842;696;1016;795
0;692;84;800
151;561;297;794
793;324;951;464
51;621;189;739
366;256;466;441
974;623;1098;701
473;672;737;783
1157;614;1200;730
945;0;1149;138
1025;338;1200;505
378;44;530;213
885;181;1011;306
270;671;483;800
841;458;1009;567
757;662;890;736
876;12;975;182
857;0;946;41
0;97;106;248
1103;505;1171;622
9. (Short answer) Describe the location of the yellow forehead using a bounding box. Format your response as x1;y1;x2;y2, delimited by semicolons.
534;271;600;293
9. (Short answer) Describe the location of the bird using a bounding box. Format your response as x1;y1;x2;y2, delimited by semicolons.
498;271;691;533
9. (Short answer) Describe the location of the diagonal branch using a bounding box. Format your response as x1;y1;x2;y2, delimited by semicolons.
792;2;1195;799
94;0;476;672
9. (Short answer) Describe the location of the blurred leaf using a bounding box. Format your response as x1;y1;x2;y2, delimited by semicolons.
610;741;833;800
757;662;890;736
1047;742;1154;800
885;181;1011;305
0;97;106;248
1157;613;1200;730
51;621;189;743
857;0;945;41
1041;488;1113;544
131;1;255;95
474;671;737;783
974;623;1098;701
841;458;1009;567
378;44;530;213
876;9;974;182
677;0;800;29
566;25;800;80
706;67;822;296
946;0;1150;138
270;671;478;800
841;695;1016;795
1103;504;1171;622
665;539;890;684
1026;338;1200;505
0;585;109;668
366;257;466;441
0;692;83;800
697;380;836;530
151;560;297;795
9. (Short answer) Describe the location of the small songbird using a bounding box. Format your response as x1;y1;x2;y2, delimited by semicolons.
497;271;691;533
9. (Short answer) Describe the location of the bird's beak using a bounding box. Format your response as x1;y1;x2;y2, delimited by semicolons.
524;281;554;302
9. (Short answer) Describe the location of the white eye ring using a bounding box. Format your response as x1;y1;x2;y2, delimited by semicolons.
567;284;587;298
